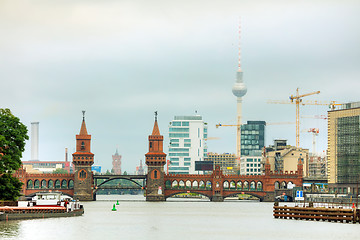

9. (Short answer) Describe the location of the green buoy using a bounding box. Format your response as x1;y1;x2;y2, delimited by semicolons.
112;204;117;211
116;200;119;205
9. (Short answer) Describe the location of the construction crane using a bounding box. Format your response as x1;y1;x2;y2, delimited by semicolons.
268;88;322;148
216;122;295;128
302;128;319;154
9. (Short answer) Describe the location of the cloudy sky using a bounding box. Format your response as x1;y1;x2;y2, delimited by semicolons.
1;0;360;173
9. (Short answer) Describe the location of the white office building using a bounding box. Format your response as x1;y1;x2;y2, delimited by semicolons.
240;156;262;175
168;115;208;174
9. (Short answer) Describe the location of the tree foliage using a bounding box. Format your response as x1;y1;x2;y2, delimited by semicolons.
53;168;69;174
0;108;29;200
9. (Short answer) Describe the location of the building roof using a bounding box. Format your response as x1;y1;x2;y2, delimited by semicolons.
79;119;88;135
152;120;160;136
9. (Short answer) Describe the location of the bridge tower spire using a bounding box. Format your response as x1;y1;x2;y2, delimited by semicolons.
72;111;95;201
145;111;167;201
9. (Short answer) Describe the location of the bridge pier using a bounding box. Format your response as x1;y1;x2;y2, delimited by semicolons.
262;192;275;202
211;195;224;202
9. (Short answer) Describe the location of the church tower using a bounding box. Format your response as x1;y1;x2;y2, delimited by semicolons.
145;112;166;201
72;111;94;201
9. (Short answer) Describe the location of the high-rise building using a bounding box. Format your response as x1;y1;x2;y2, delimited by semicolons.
112;149;122;174
327;101;360;194
241;121;266;156
168;115;208;174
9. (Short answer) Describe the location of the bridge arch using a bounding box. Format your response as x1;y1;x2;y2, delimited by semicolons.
274;181;280;189
185;180;191;189
68;180;74;189
27;180;33;189
223;192;264;201
48;180;54;189
171;180;178;188
257;181;263;191
199;180;205;189
41;179;47;189
34;179;40;189
230;181;236;189
55;179;61;189
281;181;287;189
223;181;229;189
61;180;67;189
179;180;185;189
165;191;212;200
237;181;242;190
243;181;249;190
95;177;143;190
192;180;198;188
250;181;256;191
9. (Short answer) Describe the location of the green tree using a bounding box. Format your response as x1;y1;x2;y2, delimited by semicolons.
52;168;68;174
0;108;29;201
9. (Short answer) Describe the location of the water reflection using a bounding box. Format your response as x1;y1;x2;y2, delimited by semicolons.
0;220;20;239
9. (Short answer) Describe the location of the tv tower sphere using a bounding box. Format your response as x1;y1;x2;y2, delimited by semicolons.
232;72;247;98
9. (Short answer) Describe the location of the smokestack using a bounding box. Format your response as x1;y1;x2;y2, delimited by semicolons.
65;148;68;162
31;122;39;160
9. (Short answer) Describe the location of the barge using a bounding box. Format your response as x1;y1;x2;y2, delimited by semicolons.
0;192;84;221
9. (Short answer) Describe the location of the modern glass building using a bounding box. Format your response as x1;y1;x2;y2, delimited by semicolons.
240;121;266;156
328;102;360;194
168;115;208;174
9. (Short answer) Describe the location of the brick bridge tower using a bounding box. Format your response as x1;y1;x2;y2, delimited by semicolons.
145;112;166;201
72;111;94;201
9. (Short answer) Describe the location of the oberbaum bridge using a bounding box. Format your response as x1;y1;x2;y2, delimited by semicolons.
14;114;304;202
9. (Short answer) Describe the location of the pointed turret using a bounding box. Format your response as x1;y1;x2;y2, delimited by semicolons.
152;119;160;136
145;111;166;201
72;111;94;201
79;120;88;135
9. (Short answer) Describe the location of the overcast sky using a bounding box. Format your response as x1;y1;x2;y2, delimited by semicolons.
1;0;360;173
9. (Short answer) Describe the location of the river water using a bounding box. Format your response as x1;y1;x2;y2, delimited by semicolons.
1;195;359;240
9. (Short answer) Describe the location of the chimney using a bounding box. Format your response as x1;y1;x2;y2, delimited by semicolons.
65;148;68;162
31;122;39;160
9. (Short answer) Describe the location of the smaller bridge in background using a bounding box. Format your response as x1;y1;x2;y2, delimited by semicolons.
93;174;146;198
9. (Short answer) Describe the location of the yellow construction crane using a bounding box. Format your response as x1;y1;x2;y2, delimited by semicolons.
268;88;325;148
216;122;294;128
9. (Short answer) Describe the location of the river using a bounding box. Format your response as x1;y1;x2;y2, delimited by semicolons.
1;195;359;240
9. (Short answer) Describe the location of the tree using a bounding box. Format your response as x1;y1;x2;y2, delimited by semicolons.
0;108;29;201
53;168;69;174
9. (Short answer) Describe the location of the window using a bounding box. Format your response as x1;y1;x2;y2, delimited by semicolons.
81;141;85;150
169;148;189;152
184;158;191;161
171;139;179;143
184;144;191;147
184;162;191;166
169;133;189;138
169;153;189;156
182;122;189;126
184;139;191;143
172;122;181;126
169;128;189;133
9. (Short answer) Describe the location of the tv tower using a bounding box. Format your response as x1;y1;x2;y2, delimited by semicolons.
232;21;247;158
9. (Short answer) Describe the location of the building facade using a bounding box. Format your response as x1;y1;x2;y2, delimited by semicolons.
22;160;72;174
308;155;327;178
207;152;236;175
327;102;360;194
241;121;266;156
240;156;262;175
112;149;122;174
262;139;309;177
168;115;208;174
